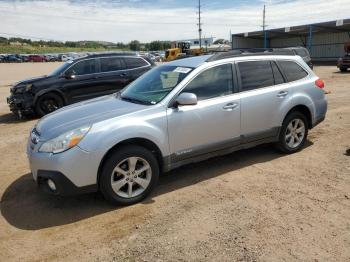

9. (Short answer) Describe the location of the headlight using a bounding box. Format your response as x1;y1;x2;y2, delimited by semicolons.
15;84;33;93
39;126;91;154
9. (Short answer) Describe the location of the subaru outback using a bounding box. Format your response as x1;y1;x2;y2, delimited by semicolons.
27;51;327;205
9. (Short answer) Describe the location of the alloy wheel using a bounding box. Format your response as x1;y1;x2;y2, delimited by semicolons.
285;118;305;149
110;157;152;198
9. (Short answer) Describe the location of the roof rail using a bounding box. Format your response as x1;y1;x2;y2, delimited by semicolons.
206;48;295;62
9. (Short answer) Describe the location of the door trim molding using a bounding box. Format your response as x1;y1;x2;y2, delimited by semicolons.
163;127;280;172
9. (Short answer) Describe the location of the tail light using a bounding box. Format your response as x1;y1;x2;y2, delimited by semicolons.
315;79;325;89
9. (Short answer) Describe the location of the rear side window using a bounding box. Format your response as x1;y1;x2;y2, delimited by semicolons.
279;61;308;82
66;59;96;75
238;61;274;91
271;61;284;85
182;63;233;101
124;57;149;69
100;57;125;72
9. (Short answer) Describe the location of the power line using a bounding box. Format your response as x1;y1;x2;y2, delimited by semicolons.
0;9;256;27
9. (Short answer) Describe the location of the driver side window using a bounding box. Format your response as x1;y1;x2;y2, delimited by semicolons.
66;59;96;76
181;63;233;101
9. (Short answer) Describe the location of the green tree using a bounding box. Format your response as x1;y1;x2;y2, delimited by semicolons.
129;40;141;51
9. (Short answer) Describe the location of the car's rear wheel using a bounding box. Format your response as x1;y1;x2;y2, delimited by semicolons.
99;145;159;205
277;111;308;153
35;93;64;116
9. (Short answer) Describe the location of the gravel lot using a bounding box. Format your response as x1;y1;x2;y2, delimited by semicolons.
0;63;349;262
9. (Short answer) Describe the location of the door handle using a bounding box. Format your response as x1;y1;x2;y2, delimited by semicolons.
277;91;288;98
119;73;127;77
223;103;239;110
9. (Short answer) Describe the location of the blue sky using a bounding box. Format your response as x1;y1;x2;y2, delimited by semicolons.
0;0;349;42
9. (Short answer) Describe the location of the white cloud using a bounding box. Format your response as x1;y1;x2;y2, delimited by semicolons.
0;0;349;42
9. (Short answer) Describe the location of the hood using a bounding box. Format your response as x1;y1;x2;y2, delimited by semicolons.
35;94;148;140
14;75;53;87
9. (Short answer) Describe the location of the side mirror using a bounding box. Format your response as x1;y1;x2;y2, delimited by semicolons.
174;92;197;107
64;71;76;79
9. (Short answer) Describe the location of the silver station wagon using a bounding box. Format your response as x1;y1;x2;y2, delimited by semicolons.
27;51;327;205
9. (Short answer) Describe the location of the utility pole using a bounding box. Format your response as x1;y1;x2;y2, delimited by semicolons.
262;4;268;48
262;4;266;32
197;0;202;49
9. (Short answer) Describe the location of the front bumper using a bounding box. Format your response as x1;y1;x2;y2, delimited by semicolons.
337;61;350;68
7;93;34;115
36;170;97;196
27;143;101;196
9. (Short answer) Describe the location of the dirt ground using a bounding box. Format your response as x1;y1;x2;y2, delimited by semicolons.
0;63;349;262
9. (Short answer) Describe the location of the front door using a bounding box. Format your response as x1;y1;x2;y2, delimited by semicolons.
62;58;102;103
167;63;241;163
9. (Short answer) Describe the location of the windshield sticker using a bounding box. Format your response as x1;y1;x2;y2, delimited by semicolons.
173;67;192;74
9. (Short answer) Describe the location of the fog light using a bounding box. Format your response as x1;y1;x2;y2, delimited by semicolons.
47;179;56;191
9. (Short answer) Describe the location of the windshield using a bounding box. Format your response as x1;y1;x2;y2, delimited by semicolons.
47;60;74;76
120;65;193;104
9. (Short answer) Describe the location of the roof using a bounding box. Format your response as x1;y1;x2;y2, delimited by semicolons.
206;49;299;62
233;19;350;40
166;55;212;67
84;52;138;58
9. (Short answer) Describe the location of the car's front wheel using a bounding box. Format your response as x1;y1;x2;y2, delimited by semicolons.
99;145;159;205
277;111;308;153
35;92;64;116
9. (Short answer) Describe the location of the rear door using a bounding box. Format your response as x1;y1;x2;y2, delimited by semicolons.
123;56;152;83
97;56;130;93
237;60;291;142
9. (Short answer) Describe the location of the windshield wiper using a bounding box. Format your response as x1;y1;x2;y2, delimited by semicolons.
120;96;152;105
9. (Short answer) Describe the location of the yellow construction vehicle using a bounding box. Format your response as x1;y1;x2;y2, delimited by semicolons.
165;42;203;61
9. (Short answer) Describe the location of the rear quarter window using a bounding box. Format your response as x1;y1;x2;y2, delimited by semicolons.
278;60;308;82
124;57;149;69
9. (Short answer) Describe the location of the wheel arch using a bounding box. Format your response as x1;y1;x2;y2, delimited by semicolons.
34;89;67;105
284;105;312;129
97;137;164;186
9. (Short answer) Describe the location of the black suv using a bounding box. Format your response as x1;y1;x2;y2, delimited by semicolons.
7;53;155;117
233;47;313;69
280;47;313;70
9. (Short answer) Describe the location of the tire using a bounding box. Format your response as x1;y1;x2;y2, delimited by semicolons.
340;67;348;72
99;145;159;206
276;111;308;154
35;92;64;117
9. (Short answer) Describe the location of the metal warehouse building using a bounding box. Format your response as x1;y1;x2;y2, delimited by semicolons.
231;19;350;62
